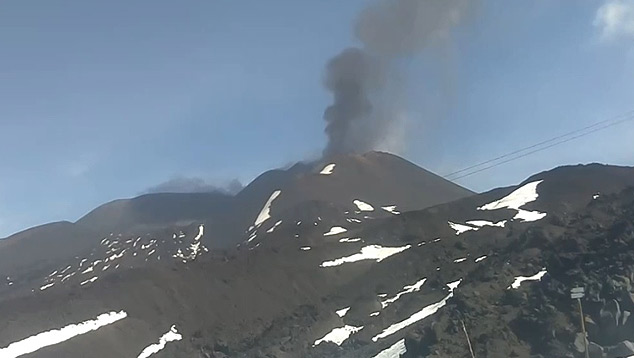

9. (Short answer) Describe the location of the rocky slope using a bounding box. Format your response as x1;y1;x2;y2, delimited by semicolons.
0;162;632;358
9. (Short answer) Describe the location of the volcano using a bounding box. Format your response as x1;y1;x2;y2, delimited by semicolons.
1;156;633;358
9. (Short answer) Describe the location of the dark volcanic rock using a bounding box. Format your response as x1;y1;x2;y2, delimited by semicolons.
0;162;633;357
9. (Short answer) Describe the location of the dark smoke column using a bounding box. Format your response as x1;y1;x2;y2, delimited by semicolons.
323;48;383;158
321;0;474;158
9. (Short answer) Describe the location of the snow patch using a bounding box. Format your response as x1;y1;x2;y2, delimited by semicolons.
324;226;348;236
320;245;411;268
80;277;98;286
339;237;362;243
353;200;375;212
370;311;380;317
448;222;476;235
313;325;363;346
105;250;126;262
300;247;312;251
372;280;462;342
381;206;401;215
449;220;507;235
372;339;407;358
514;210;547;222
474;255;488;263
478;180;547;222
136;325;183;358
319;163;336;175
0;311;127;358
254;190;282;226
173;225;206;262
466;220;507;228
381;278;427;309
453;257;467;263
508;269;547;289
336;307;351;318
39;282;54;291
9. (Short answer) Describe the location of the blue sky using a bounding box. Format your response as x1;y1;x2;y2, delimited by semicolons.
1;0;633;238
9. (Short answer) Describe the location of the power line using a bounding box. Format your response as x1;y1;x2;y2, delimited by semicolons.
443;109;634;179
444;111;634;181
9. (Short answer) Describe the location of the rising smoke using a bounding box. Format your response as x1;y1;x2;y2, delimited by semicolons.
322;0;473;158
145;177;243;195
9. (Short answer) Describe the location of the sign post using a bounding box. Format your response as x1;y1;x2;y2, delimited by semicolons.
571;287;589;358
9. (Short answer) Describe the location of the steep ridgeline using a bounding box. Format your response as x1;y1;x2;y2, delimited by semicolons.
0;151;472;299
0;163;633;358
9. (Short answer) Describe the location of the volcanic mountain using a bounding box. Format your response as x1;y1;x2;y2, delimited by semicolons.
0;152;472;288
1;156;633;358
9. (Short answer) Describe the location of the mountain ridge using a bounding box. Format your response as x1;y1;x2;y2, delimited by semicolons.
1;162;633;357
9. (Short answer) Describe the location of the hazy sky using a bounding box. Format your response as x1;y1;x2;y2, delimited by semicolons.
1;0;633;237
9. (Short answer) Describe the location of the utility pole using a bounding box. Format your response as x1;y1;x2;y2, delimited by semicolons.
571;287;589;358
461;319;476;358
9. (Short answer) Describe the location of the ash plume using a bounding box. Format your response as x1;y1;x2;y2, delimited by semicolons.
145;177;243;195
322;0;473;158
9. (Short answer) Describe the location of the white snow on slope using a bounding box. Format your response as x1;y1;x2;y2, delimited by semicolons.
372;280;462;342
381;278;427;309
381;206;401;215
173;225;207;262
478;180;547;222
0;311;127;358
105;250;126;263
336;307;351;318
266;220;283;233
474;255;487;263
508;269;547;289
313;325;363;346
353;200;375;212
300;247;312;251
63;270;76;279
339;237;362;243
39;282;54;291
372;339;407;358
448;222;477;235
320;245;411;268
449;220;507;235
320;163;336;175
514;210;548;222
467;220;507;228
80;277;98;286
324;226;348;236
453;257;467;263
137;325;183;358
254;190;282;226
